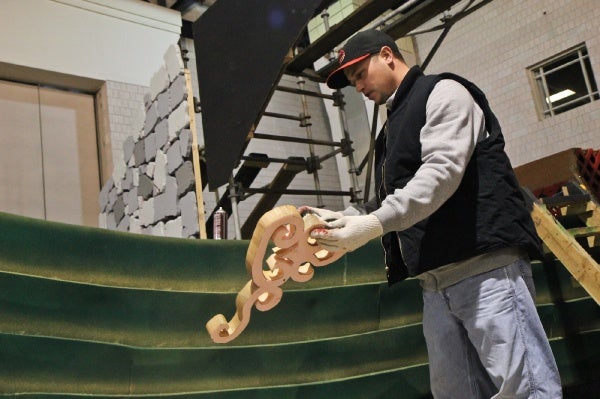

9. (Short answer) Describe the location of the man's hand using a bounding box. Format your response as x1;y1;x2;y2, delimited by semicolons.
310;214;383;252
298;206;344;222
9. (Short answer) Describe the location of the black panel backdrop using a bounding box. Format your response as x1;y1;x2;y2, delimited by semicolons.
193;0;323;189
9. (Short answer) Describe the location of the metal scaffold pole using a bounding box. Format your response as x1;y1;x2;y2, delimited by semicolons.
228;175;242;240
321;7;362;205
334;92;362;205
297;75;324;207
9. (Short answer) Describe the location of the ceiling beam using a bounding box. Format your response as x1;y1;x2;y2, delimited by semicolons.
285;0;405;74
384;0;461;38
285;0;461;77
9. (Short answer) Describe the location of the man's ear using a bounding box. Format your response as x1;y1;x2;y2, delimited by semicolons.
379;46;395;64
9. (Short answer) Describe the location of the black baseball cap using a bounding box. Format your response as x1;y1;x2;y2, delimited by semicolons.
326;29;400;89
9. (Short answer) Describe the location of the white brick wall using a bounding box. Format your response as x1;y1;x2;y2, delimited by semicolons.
412;0;600;167
105;81;147;167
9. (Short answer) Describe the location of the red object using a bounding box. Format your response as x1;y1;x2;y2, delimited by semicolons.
213;207;228;239
576;148;600;201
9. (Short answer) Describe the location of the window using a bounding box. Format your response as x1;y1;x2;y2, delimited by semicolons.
529;44;599;118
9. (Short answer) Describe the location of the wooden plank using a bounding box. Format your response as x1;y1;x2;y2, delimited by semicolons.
585;200;600;225
531;202;600;304
542;194;590;208
582;200;600;247
567;226;600;239
185;69;207;239
559;184;600;247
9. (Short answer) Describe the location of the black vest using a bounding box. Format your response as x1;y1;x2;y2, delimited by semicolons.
375;66;542;285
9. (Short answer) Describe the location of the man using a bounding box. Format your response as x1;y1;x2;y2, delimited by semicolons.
302;29;562;398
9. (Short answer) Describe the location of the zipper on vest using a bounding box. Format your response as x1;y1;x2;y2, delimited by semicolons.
380;122;406;282
379;126;390;280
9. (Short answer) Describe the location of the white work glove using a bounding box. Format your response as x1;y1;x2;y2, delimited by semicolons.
310;214;383;252
298;206;344;222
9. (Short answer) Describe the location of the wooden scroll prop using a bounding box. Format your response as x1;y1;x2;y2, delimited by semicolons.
206;205;345;343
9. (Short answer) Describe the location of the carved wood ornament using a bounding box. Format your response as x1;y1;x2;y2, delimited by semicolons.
206;205;345;343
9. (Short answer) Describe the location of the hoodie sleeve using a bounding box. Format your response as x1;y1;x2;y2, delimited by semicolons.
371;79;487;234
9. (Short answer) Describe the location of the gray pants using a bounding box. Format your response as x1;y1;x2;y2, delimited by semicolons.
422;258;562;398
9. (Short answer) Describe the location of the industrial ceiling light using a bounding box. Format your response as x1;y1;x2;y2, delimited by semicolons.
547;89;575;103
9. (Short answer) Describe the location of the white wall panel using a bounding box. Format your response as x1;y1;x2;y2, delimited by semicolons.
39;87;99;226
0;0;181;87
0;81;99;226
0;81;45;219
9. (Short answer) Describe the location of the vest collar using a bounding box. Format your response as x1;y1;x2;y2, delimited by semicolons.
390;65;424;111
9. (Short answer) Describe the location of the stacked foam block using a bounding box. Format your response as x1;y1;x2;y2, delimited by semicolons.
99;45;200;238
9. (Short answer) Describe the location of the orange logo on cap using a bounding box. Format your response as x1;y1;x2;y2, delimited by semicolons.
338;49;345;65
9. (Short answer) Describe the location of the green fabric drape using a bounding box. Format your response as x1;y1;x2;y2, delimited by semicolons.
0;212;598;397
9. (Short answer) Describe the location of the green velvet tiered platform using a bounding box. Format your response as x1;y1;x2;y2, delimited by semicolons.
0;211;598;397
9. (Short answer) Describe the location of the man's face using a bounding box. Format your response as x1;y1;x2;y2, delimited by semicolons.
343;52;394;105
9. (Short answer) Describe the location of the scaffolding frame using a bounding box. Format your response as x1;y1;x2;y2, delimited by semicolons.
198;0;491;238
